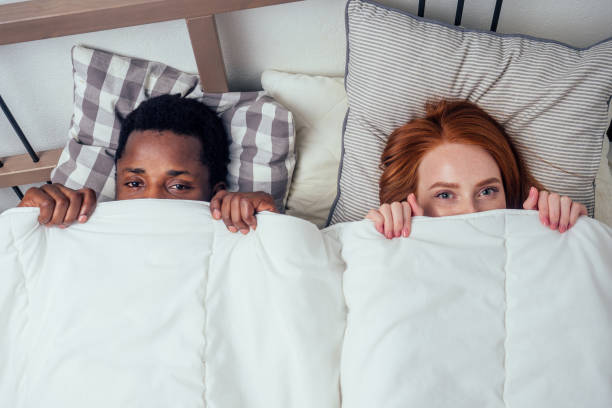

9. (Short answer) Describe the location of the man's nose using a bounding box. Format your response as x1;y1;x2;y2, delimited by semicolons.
143;185;166;199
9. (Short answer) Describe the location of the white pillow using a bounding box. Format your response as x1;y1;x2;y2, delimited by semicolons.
262;70;346;227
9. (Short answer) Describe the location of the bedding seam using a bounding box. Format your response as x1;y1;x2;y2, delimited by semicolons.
501;214;509;408
9;215;31;408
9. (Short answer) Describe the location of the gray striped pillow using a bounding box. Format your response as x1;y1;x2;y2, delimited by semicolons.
329;0;612;224
52;46;295;211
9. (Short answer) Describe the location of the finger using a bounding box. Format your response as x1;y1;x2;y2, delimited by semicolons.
407;193;424;216
390;202;403;238
230;196;249;233
522;186;539;210
379;203;393;239
210;190;228;219
221;193;234;231
77;188;97;223
548;193;560;230
558;196;571;233
401;201;412;237
569;203;587;229
537;190;549;227
41;184;70;226
240;198;257;232
254;199;278;214
365;209;385;235
20;187;55;225
60;187;83;226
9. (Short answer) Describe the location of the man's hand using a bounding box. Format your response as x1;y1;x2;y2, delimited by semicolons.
210;190;278;234
18;184;97;228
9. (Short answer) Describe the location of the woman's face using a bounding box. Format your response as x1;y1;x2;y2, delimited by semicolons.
415;143;506;217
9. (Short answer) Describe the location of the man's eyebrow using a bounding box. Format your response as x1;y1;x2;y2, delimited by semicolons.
166;170;191;177
124;168;145;174
428;182;460;190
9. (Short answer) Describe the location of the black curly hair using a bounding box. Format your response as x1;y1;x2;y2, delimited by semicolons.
115;94;229;188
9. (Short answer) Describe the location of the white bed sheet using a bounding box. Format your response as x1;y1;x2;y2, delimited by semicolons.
1;201;610;408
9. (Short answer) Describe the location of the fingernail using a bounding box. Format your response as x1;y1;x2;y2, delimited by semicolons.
386;232;392;239
78;215;87;223
559;225;566;233
228;226;237;233
240;229;249;235
402;228;409;237
551;223;558;230
58;225;66;229
213;210;221;218
542;218;549;226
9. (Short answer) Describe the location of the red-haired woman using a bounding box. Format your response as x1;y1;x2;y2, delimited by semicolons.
366;100;587;238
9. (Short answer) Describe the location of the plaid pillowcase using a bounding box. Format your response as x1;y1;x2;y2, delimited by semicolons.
52;46;295;210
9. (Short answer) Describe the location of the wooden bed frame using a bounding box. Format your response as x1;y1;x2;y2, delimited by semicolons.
0;0;300;190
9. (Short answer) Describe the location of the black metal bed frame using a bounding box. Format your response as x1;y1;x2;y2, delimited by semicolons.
1;0;611;200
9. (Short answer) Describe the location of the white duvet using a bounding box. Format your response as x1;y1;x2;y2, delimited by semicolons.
0;200;610;408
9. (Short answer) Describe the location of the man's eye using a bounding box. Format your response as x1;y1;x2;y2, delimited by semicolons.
170;184;192;191
436;192;452;199
125;181;142;188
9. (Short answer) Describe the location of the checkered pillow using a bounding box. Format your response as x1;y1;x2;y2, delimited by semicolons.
51;46;295;210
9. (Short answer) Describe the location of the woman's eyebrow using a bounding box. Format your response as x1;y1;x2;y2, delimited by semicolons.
476;177;502;187
429;182;459;190
166;170;191;176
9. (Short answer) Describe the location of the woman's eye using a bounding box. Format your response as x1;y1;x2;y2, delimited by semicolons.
480;187;498;196
436;192;452;199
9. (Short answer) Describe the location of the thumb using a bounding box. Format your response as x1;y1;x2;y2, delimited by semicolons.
407;193;424;216
522;186;539;210
254;197;279;214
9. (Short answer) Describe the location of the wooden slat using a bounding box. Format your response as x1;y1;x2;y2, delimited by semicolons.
0;0;300;45
0;148;63;188
187;15;229;93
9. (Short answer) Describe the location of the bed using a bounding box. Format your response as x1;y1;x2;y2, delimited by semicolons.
1;0;611;407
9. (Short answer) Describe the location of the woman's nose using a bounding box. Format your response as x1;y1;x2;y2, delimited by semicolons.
456;199;477;215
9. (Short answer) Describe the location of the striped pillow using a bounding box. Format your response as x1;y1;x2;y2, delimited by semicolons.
328;0;612;224
51;46;295;211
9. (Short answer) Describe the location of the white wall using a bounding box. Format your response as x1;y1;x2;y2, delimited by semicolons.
1;0;611;211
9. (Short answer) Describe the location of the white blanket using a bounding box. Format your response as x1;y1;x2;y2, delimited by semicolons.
0;200;610;408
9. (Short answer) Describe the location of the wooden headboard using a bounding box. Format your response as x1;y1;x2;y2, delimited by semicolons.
0;0;301;191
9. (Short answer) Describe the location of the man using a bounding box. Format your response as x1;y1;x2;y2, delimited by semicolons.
18;94;277;234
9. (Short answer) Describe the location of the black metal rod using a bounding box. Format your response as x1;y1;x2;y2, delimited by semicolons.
12;186;24;200
490;0;504;32
418;0;425;17
607;120;611;142
454;0;465;26
0;94;39;163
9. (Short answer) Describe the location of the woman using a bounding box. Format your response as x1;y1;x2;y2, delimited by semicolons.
366;100;587;238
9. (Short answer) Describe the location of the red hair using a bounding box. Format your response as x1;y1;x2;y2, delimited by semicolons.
379;100;542;208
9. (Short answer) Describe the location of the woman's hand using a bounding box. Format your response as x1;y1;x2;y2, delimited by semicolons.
17;184;97;227
522;186;587;233
365;193;424;239
210;190;278;234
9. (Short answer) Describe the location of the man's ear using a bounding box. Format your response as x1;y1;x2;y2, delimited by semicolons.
211;181;226;196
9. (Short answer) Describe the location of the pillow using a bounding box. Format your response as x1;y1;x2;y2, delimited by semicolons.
261;70;346;227
329;0;612;224
51;46;295;210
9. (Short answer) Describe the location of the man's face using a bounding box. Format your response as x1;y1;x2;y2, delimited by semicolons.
115;130;213;201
